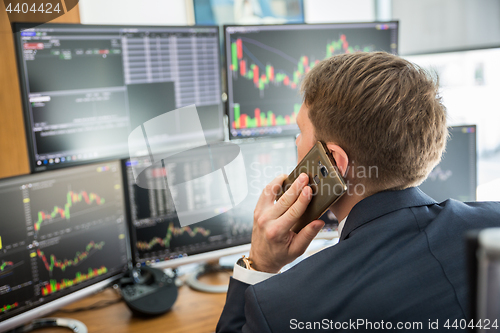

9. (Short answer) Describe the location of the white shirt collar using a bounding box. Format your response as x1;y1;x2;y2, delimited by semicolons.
337;216;348;239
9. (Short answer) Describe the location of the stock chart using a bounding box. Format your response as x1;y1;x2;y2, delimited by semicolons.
0;162;128;322
225;23;398;138
28;165;120;241
125;156;255;264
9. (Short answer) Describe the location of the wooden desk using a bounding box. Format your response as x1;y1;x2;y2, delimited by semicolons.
38;271;231;333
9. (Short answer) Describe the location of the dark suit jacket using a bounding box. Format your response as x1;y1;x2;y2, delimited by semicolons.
216;187;500;332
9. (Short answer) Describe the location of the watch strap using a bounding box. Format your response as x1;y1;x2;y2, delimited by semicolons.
237;255;256;271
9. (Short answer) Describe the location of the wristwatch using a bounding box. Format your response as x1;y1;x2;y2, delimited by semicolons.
236;255;256;271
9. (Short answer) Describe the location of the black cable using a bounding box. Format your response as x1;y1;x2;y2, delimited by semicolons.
57;297;122;313
57;286;123;313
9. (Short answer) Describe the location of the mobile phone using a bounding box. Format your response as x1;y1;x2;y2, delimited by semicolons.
276;141;347;233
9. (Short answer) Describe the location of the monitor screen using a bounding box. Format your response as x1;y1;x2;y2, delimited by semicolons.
0;161;129;331
405;48;500;201
124;137;303;268
224;22;398;139
419;125;477;202
13;23;224;172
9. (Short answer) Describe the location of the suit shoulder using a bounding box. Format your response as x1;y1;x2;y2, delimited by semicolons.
438;199;500;220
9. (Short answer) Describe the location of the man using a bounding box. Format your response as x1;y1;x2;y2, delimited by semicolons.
216;52;500;332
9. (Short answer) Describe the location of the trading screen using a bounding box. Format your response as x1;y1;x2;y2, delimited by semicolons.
419;125;477;202
14;24;223;172
0;161;128;322
225;22;398;139
124;137;300;266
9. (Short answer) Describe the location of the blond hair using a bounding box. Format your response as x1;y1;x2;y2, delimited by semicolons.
301;52;448;191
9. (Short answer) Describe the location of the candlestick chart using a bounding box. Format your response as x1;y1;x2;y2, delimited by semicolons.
37;240;105;275
226;24;397;138
0;302;19;314
28;169;121;238
229;34;371;96
34;191;105;234
0;251;35;317
36;223;125;297
41;266;108;296
136;222;211;251
0;260;23;279
133;214;255;263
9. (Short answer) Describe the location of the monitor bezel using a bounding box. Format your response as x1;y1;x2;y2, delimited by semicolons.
0;277;118;332
223;21;399;141
0;160;132;330
12;22;225;174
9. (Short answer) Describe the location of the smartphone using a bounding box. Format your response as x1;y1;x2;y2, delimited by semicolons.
276;141;347;233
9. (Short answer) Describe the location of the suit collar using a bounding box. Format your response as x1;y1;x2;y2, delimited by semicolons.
340;187;437;241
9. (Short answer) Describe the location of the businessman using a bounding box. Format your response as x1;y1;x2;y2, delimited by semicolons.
216;52;500;332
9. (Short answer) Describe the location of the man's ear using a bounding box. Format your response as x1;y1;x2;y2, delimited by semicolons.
325;143;348;177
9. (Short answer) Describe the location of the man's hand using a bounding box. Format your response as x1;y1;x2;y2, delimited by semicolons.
248;173;325;273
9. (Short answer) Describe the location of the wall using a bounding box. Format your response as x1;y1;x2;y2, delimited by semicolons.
79;0;189;25
79;0;376;26
393;0;500;55
304;0;375;23
0;2;81;179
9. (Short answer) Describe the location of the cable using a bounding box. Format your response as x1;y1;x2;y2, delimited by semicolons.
57;298;122;313
57;286;123;313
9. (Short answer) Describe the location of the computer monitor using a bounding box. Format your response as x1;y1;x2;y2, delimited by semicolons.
404;47;500;159
419;125;477;202
13;23;224;172
224;22;398;139
405;47;500;202
0;161;129;332
123;136;309;268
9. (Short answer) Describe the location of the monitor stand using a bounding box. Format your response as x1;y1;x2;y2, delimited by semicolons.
10;318;87;333
185;260;233;293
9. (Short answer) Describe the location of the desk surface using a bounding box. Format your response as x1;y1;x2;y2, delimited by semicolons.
38;272;231;333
